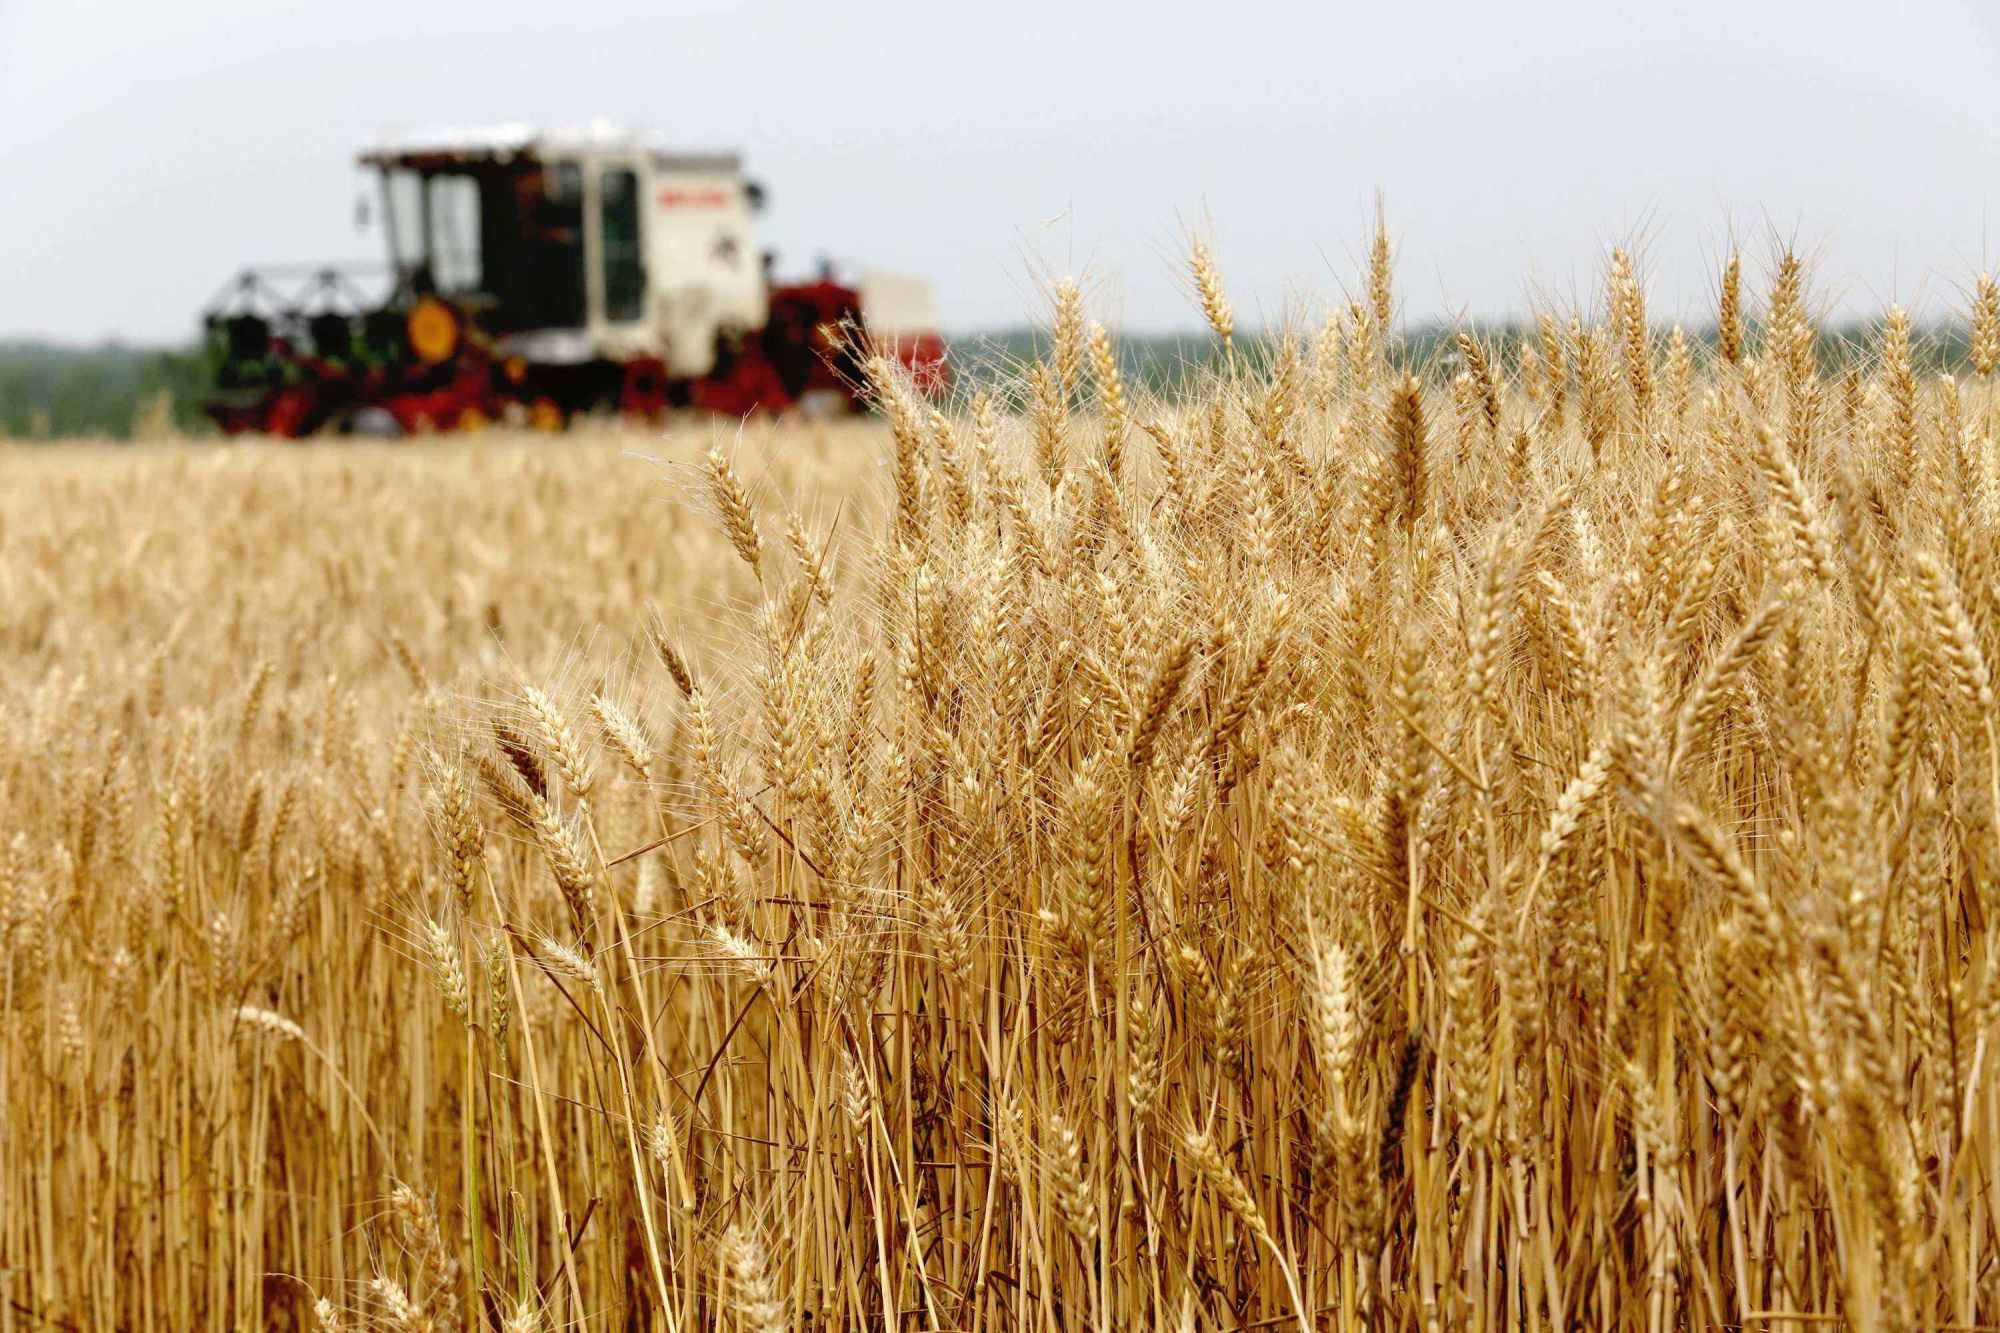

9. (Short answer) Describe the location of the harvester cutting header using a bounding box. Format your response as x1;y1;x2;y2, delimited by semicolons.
203;120;947;435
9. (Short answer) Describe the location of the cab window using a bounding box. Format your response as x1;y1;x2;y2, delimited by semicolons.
599;168;644;323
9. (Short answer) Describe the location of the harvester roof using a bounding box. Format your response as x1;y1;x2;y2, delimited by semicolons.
357;118;740;173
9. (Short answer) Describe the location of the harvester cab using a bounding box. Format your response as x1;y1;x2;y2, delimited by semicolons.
201;121;946;436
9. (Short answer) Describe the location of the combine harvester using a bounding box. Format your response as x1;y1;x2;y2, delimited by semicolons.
201;120;947;435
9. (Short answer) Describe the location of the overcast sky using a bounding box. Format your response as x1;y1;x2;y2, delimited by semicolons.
6;0;2000;343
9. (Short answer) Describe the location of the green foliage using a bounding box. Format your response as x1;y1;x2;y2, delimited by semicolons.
0;341;211;440
0;316;1988;441
957;315;1989;398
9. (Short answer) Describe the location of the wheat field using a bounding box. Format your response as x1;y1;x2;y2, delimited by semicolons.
8;237;2000;1332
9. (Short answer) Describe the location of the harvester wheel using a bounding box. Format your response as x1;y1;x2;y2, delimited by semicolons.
620;358;671;421
690;348;791;417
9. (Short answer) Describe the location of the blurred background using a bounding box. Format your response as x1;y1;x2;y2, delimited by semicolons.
5;0;2000;433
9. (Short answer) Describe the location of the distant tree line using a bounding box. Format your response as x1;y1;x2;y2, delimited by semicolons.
959;317;1985;399
0;341;211;439
0;320;1985;439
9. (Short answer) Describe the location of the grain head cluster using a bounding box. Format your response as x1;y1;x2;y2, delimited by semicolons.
6;227;2000;1332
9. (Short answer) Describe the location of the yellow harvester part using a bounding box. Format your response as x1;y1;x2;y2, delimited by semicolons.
528;398;565;432
406;298;460;365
